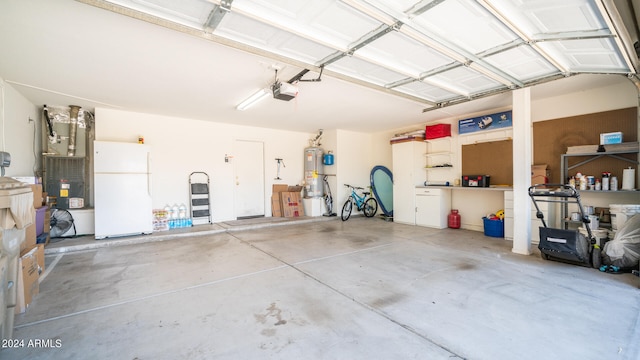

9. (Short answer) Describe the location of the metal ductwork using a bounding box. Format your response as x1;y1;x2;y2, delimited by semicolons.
68;105;81;157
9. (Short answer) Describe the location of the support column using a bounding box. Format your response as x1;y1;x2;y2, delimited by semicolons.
512;88;532;255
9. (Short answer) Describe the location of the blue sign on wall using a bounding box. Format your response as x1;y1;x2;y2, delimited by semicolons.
458;110;512;135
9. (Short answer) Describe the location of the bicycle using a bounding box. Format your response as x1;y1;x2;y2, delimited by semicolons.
341;184;378;221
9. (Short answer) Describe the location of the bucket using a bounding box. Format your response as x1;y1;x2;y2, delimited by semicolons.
585;215;599;231
609;204;640;230
483;217;504;237
578;227;609;245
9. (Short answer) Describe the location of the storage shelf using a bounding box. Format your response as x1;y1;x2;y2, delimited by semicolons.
425;136;454;184
561;150;638;179
424;151;453;157
425;165;453;170
424;136;452;143
559;149;638;229
563;219;612;228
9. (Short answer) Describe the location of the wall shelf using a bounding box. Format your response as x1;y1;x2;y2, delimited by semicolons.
559;149;639;228
425;151;453;157
560;150;639;183
425;166;453;170
424;137;454;184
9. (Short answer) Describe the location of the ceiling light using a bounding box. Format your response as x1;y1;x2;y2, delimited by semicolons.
236;88;269;111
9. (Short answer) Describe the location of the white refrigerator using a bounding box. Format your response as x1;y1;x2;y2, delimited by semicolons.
94;141;153;239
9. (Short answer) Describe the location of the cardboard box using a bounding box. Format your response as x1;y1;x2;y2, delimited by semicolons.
21;207;37;252
30;184;43;208
43;208;51;234
531;164;549;185
272;185;288;217
15;245;42;314
281;192;305;217
271;194;282;217
36;244;45;273
272;184;303;217
12;176;38;184
0;187;35;230
272;184;289;193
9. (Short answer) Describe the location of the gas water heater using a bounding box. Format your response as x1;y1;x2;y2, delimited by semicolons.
304;147;324;198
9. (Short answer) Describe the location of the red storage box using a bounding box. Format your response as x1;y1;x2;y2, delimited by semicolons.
425;123;451;139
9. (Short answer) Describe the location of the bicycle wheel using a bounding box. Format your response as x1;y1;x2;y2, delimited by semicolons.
341;198;353;221
363;197;378;217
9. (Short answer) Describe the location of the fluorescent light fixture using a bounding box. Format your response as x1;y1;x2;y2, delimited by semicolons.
236;88;270;111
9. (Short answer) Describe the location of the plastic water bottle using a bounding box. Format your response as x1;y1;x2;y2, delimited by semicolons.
611;176;618;191
171;204;179;225
163;205;173;228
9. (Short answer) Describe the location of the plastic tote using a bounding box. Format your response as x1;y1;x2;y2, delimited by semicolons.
483;217;504;237
609;204;640;230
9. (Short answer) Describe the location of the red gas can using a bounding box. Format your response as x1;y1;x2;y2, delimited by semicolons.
448;209;461;229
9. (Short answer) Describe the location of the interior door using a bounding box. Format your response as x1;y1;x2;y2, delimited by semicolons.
234;140;265;219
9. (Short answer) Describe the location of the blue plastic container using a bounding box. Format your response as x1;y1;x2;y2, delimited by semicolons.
36;232;49;244
483;217;504;237
323;152;334;165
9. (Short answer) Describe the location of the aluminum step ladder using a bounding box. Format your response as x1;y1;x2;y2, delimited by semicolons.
189;172;212;225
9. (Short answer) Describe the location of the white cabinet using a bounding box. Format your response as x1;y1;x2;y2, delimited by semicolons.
504;190;555;243
415;187;451;228
504;190;514;240
392;140;426;225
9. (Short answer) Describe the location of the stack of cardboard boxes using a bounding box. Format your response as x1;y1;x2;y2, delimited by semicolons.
531;164;549;185
271;185;305;218
16;183;47;313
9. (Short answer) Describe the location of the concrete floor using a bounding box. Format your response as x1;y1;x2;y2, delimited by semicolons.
5;216;640;359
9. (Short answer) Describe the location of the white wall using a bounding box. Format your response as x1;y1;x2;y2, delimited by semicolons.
370;130;395;170
95;107;312;222
532;80;637;122
335;129;374;207
0;80;40;178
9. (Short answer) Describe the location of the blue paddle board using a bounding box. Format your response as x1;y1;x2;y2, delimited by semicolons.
370;165;393;217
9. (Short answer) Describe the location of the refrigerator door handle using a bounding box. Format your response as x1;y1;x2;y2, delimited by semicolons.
147;152;152;196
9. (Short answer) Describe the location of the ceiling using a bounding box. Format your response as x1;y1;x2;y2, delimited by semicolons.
1;0;639;134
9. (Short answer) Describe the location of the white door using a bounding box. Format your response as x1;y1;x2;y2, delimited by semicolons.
234;140;265;219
